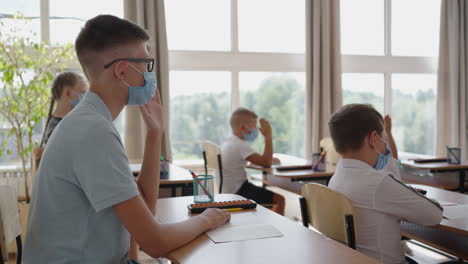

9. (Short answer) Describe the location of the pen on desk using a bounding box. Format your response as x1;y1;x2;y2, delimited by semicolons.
312;151;327;170
226;208;244;212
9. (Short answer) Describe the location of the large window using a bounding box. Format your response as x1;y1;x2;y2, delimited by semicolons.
49;0;123;45
166;0;306;161
239;72;306;157
341;0;440;155
170;71;231;160
0;0;124;166
165;0;230;51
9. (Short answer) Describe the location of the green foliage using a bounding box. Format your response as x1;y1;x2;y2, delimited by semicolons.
0;15;75;200
392;89;436;154
170;73;436;160
170;92;231;159
170;74;306;160
344;88;436;154
241;75;306;157
343;90;384;114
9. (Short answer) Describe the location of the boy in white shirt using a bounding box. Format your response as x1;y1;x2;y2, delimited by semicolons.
327;104;443;264
221;108;285;215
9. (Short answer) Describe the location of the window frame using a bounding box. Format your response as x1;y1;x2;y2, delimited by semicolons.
167;0;307;160
3;0;439;160
341;0;438;155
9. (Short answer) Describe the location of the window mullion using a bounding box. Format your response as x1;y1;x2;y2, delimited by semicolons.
384;0;392;56
231;0;238;53
384;0;392;115
40;0;50;43
231;71;239;111
231;0;240;114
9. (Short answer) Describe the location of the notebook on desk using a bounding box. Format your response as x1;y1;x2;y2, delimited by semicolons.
275;165;313;171
412;158;448;163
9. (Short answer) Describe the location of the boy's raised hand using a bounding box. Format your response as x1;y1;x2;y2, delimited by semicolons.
384;115;392;134
139;91;164;133
259;118;272;138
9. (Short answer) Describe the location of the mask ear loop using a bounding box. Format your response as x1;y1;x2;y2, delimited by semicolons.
120;63;144;87
128;63;144;74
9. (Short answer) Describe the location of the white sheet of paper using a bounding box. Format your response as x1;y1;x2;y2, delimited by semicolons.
206;223;284;243
442;204;468;220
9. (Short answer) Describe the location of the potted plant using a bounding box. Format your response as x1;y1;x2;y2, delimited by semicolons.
0;15;75;202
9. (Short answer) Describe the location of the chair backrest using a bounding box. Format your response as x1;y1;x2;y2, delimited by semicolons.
202;141;221;171
300;183;357;249
0;185;22;263
320;137;342;165
202;141;224;193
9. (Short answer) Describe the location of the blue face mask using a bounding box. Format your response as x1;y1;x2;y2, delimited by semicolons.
374;136;392;170
71;92;85;108
123;64;157;106
244;128;259;142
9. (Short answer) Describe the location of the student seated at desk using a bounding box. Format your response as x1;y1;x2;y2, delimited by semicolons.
23;15;230;264
32;72;88;169
327;104;443;264
221;108;285;215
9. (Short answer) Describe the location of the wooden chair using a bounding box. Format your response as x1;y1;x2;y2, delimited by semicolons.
202;141;224;193
0;185;22;264
299;183;356;249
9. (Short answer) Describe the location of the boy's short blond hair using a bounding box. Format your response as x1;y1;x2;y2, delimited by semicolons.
230;108;258;129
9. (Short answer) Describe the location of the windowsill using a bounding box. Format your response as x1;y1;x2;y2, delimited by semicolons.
398;151;434;160
173;159;205;167
0;164;25;170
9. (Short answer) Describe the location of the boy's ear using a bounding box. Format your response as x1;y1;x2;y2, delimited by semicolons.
113;61;128;80
63;87;71;98
239;123;247;133
368;131;378;148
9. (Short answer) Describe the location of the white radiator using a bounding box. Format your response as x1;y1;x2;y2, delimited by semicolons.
0;168;30;199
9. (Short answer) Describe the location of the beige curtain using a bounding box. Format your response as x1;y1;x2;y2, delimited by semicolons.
305;0;342;157
436;0;468;159
124;0;172;161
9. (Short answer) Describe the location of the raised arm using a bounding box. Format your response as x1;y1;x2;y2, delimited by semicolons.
135;92;164;214
384;115;398;159
246;118;273;167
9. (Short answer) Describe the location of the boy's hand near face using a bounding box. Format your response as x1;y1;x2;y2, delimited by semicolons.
139;91;164;134
246;117;274;167
384;115;398;159
135;91;164;215
384;115;392;135
259;118;272;139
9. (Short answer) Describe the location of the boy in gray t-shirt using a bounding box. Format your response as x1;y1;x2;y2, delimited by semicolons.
23;15;230;264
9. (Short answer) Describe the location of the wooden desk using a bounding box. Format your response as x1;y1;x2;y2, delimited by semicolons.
131;163;193;197
157;194;380;264
401;184;468;259
401;160;468;193
248;154;335;194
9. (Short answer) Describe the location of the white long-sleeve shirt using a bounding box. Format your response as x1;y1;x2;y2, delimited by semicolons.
328;158;443;264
